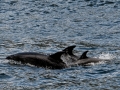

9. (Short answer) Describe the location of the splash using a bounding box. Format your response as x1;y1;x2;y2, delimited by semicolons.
98;52;116;60
61;54;74;67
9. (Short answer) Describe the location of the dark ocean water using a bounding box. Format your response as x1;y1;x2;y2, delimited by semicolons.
0;0;120;90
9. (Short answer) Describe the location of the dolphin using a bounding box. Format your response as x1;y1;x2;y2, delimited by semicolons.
6;51;67;69
62;45;79;61
6;45;78;69
62;45;76;57
61;45;80;66
70;51;105;66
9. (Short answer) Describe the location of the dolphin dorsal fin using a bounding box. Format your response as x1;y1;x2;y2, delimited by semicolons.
79;51;89;59
62;45;76;55
49;51;65;63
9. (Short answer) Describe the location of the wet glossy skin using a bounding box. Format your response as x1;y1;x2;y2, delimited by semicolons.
6;52;66;69
62;45;79;63
70;51;105;66
6;45;77;69
6;46;108;69
72;58;103;66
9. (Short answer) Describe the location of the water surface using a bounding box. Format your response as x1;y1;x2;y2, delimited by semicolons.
0;0;120;90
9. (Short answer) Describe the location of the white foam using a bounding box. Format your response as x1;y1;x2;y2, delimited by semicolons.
61;54;74;66
87;61;106;66
97;52;116;60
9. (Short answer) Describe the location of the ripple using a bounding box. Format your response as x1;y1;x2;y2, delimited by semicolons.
0;73;11;80
87;0;115;7
0;0;120;89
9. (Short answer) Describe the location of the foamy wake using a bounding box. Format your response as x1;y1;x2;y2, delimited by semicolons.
85;53;116;66
97;52;116;60
62;52;116;66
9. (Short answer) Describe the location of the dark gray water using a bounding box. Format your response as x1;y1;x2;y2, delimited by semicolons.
0;0;120;89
